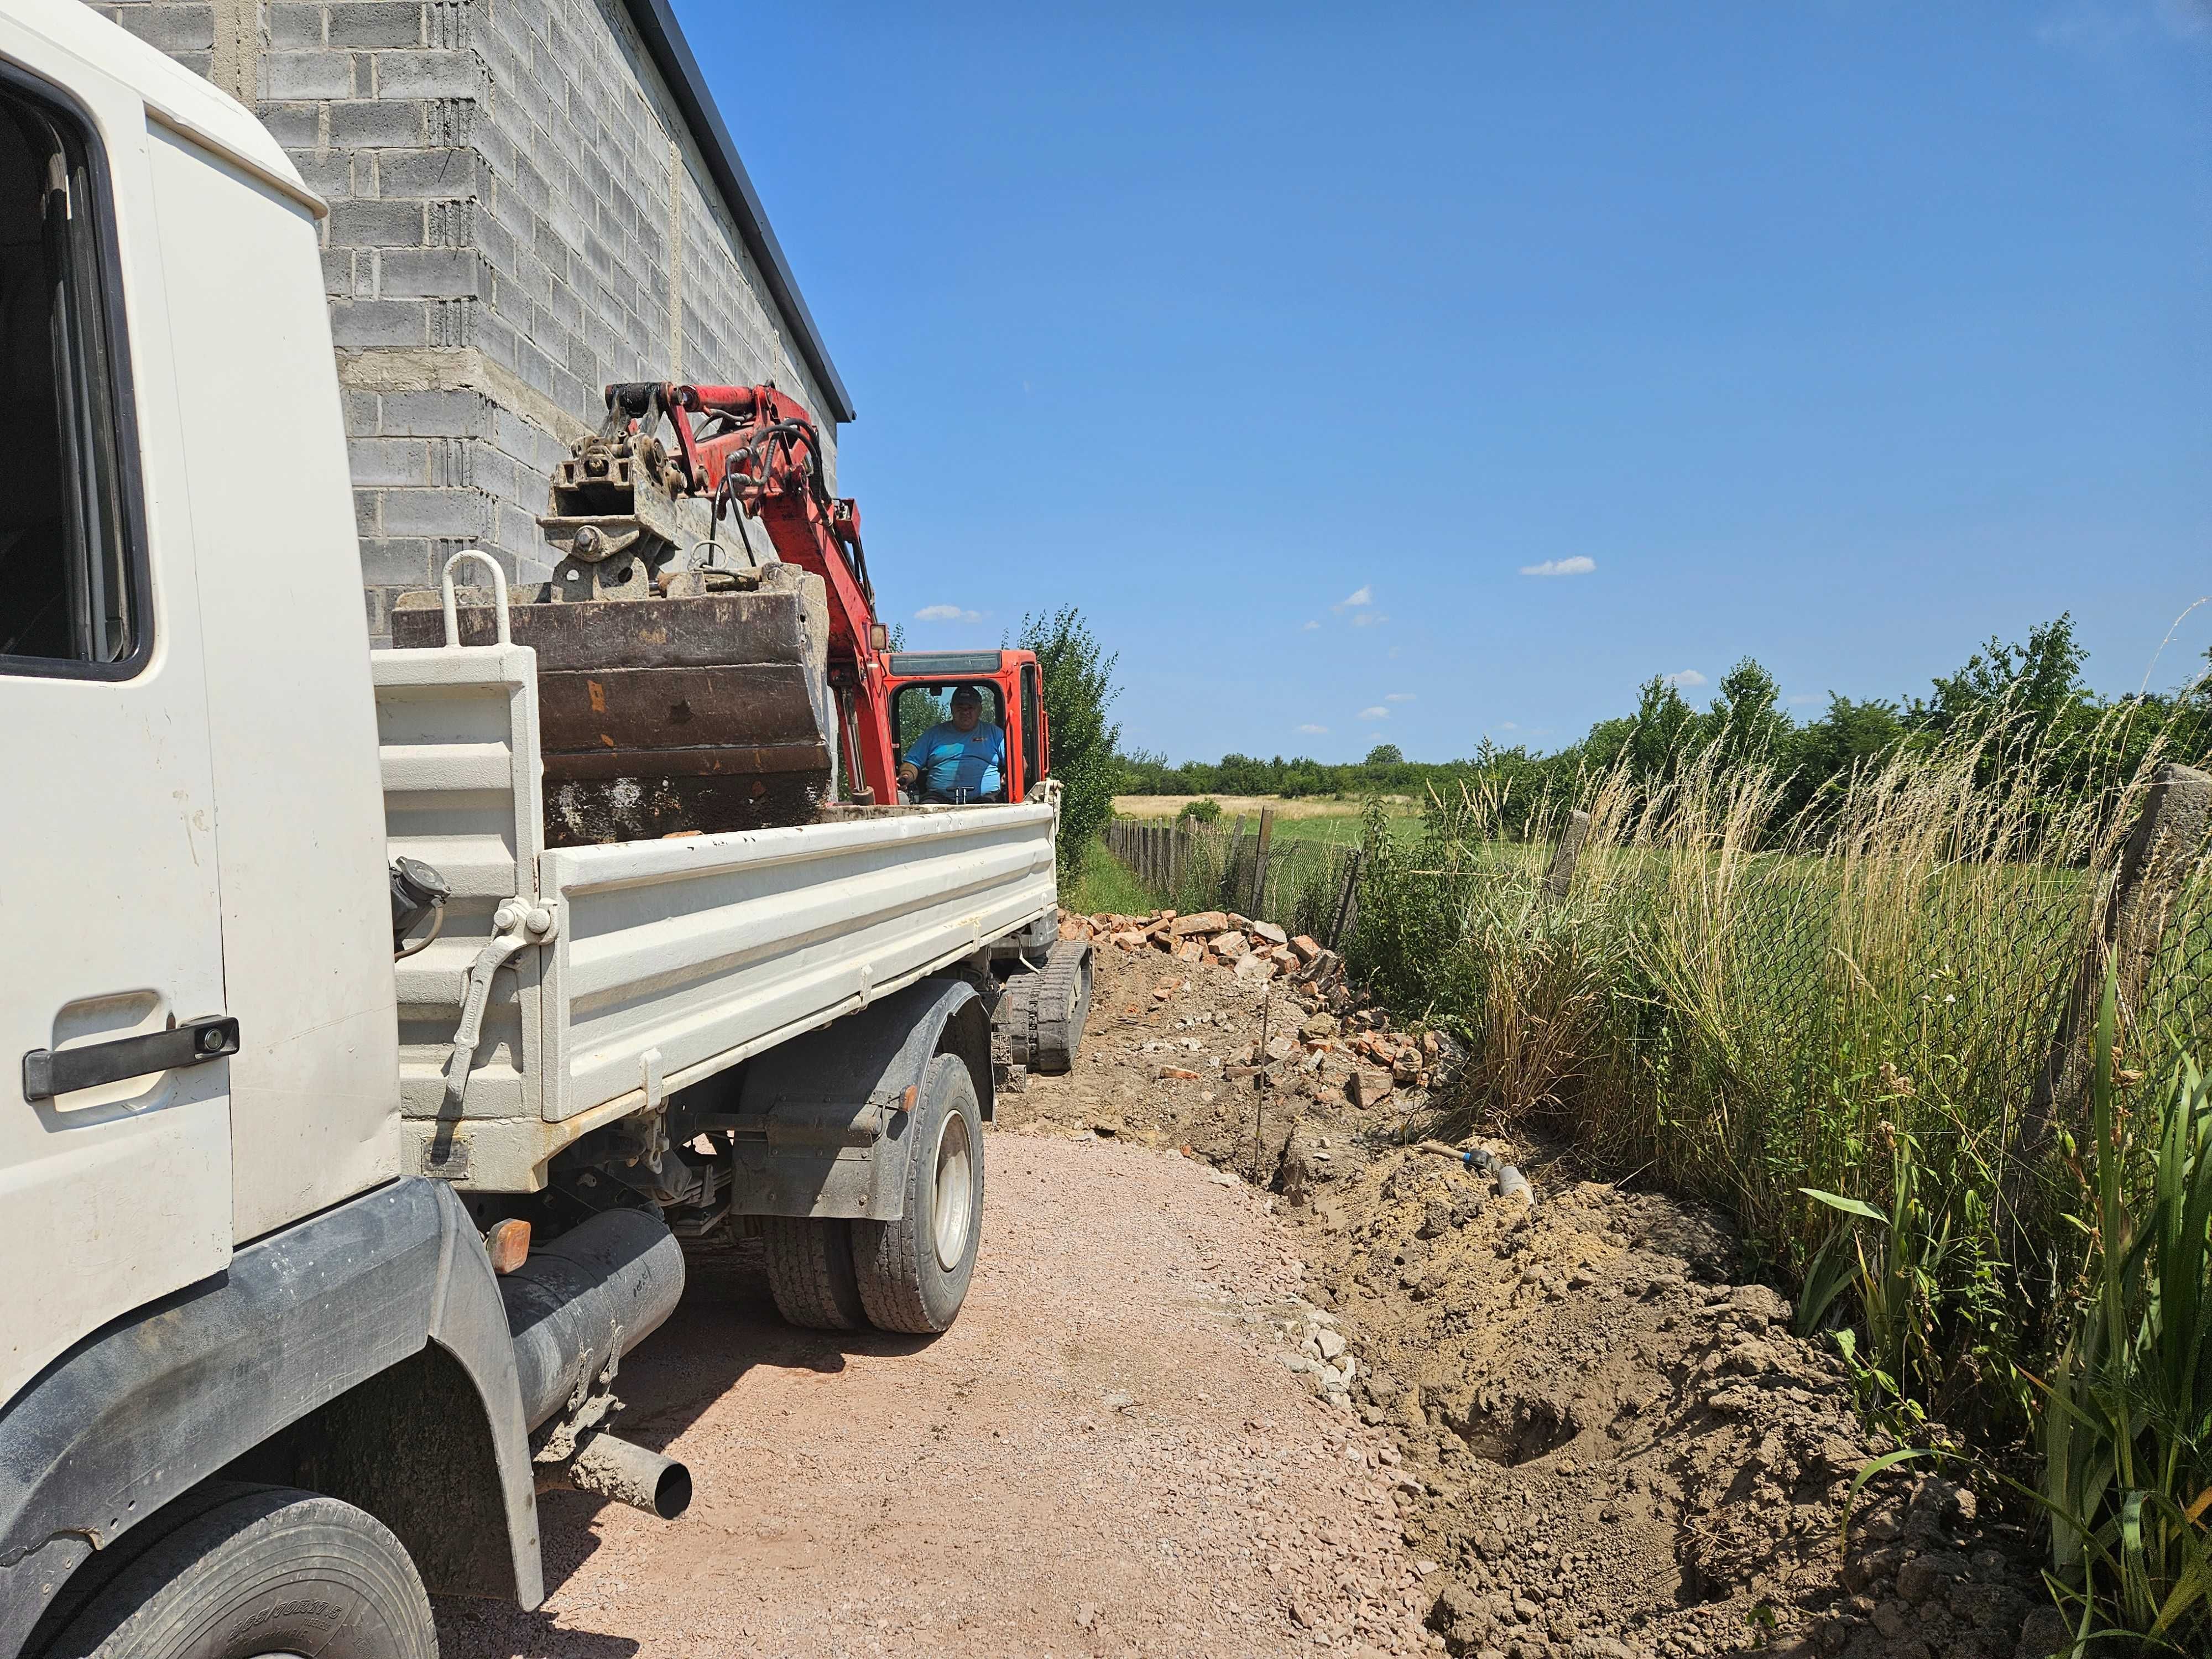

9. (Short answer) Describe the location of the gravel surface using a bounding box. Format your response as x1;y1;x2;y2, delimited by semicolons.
437;1134;1434;1658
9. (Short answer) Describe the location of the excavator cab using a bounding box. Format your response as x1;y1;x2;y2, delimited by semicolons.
884;650;1050;804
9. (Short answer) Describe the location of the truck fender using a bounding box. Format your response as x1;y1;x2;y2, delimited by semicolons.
0;1179;542;1657
721;976;993;1222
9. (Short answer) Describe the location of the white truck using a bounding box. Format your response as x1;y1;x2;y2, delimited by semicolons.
0;6;1089;1654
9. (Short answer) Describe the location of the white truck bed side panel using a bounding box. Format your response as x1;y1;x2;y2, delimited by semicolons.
542;805;1057;1121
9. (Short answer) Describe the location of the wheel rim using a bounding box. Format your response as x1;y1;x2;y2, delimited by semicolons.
931;1104;974;1272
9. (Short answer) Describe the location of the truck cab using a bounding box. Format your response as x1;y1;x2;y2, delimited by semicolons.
886;649;1051;803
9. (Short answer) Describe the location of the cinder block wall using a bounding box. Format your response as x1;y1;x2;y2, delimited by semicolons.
86;0;840;641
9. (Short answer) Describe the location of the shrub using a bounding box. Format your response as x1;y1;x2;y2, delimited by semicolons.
1016;607;1120;873
1178;797;1222;825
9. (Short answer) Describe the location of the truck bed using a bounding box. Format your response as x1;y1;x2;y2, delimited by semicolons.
374;640;1056;1190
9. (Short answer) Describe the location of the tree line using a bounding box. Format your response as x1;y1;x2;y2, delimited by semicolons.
1114;615;2212;836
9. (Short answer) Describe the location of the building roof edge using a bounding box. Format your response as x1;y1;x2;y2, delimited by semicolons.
621;0;856;425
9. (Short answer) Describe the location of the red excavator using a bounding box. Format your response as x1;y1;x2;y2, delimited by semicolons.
395;381;1049;837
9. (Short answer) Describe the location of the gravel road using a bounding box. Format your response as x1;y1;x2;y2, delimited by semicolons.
437;1133;1435;1658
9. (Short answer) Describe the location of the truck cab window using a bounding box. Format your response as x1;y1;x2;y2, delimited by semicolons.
0;81;135;670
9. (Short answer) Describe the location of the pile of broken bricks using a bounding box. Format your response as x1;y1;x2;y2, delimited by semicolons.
1061;907;1451;1111
1062;907;1318;982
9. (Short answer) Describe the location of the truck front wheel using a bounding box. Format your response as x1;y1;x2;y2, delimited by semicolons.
46;1486;435;1659
853;1051;984;1333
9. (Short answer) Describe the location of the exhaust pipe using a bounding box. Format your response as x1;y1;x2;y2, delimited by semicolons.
498;1207;686;1432
539;1431;693;1519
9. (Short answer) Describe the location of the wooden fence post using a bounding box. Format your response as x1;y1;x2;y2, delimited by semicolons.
1228;816;1247;909
1544;810;1591;901
1329;848;1364;948
1250;806;1275;917
2025;761;2211;1156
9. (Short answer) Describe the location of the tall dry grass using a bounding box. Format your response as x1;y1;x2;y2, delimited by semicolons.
1353;707;2210;1439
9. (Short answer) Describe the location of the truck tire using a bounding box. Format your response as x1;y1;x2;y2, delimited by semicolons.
853;1051;984;1333
45;1486;434;1659
761;1214;868;1331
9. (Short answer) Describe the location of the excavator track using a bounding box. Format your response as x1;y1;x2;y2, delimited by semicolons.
997;940;1093;1074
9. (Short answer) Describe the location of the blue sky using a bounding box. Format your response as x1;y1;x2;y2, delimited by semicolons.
677;1;2211;764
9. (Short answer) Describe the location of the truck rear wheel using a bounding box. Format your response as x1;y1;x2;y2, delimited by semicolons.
853;1052;984;1333
46;1486;434;1659
761;1214;868;1331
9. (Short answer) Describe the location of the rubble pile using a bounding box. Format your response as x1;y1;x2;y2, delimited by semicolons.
1064;906;1448;1110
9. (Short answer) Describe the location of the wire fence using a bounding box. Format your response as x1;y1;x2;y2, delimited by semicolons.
1106;787;2212;1107
1104;811;1365;946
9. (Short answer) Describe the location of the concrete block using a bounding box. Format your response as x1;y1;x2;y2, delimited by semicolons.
374;49;483;99
379;247;487;299
268;4;325;49
380;389;490;438
112;3;214;51
354;489;380;537
259;103;321;148
327;199;424;249
264;50;358;100
342;390;380;432
495;500;548;561
289;149;357;200
328;98;430;148
380;486;489;538
348;437;432;487
328;2;426;48
377;147;479;200
357;535;433;587
330;298;429;348
427;297;474;348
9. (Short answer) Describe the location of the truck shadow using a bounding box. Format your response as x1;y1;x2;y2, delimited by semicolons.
517;1252;936;1603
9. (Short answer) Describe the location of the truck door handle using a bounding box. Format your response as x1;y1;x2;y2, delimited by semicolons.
22;1016;239;1102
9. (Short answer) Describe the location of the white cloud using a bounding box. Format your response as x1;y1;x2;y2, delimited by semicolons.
1384;692;1416;704
1301;620;1321;632
914;603;980;623
1296;723;1328;735
1499;722;1519;732
1332;585;1374;612
1358;706;1390;721
1350;612;1389;629
1665;669;1707;688
1788;693;1821;706
1520;556;1595;578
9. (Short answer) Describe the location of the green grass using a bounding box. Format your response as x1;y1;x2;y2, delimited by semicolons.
1061;836;1155;916
1263;810;1421;848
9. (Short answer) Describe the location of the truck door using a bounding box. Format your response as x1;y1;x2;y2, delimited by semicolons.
1020;661;1046;795
0;34;231;1406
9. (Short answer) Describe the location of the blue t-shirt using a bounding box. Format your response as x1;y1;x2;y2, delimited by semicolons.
905;721;1005;801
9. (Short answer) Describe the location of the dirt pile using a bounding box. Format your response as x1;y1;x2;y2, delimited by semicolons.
1004;915;2058;1659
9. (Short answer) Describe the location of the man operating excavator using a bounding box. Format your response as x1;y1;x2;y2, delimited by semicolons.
899;685;1007;804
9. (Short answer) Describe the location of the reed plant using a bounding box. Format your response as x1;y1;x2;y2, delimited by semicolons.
2028;979;2212;1652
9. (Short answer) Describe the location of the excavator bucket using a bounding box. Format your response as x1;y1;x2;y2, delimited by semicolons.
390;566;837;844
390;382;842;842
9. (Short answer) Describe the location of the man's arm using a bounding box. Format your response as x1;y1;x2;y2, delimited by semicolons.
899;726;935;790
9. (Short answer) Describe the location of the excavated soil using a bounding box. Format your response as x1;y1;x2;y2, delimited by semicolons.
1000;933;2063;1659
